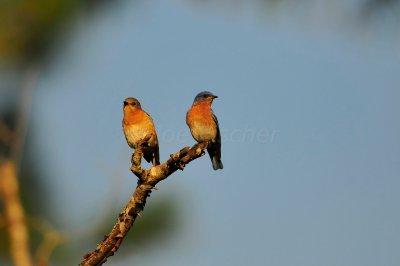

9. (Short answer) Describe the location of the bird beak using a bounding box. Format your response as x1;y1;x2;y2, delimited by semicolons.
212;95;218;99
123;101;128;107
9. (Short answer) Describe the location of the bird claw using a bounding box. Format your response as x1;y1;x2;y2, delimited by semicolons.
177;161;185;170
195;147;204;156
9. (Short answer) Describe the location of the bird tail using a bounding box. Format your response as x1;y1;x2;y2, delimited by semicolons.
212;156;223;170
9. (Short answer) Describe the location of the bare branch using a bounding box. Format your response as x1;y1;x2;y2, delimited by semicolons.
79;141;208;266
0;65;39;266
0;160;33;266
30;217;64;266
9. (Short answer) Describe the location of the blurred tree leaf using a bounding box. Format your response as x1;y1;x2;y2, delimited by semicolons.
0;0;81;64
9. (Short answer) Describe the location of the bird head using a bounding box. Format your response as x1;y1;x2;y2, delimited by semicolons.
123;97;142;111
193;91;218;104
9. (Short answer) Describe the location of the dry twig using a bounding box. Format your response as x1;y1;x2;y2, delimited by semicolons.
0;161;33;266
79;141;208;266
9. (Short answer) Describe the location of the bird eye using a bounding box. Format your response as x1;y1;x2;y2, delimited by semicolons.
132;102;136;106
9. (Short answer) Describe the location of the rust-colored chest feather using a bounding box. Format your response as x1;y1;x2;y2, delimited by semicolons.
123;108;148;125
186;102;213;123
186;101;217;142
123;108;157;148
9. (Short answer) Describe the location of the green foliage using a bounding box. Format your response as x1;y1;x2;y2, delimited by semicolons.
0;0;82;64
0;214;10;258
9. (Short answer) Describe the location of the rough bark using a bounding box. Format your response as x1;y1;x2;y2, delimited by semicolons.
79;141;208;266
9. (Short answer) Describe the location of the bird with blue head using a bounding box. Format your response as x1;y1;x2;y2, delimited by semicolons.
186;91;223;170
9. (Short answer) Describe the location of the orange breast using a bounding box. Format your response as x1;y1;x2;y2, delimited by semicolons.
123;108;147;125
123;108;157;148
186;102;217;142
187;102;212;124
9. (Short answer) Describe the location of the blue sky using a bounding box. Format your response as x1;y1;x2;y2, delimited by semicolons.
28;0;400;265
